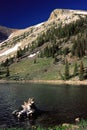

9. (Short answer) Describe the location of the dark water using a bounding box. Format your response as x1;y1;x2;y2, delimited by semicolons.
0;83;87;128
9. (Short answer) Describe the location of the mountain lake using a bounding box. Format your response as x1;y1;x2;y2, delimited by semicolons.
0;82;87;128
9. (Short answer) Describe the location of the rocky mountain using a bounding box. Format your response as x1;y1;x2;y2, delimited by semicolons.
0;9;87;61
0;26;16;43
0;9;87;80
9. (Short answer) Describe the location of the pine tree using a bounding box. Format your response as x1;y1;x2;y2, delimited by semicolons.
79;61;84;80
16;48;22;58
34;58;36;64
4;58;9;67
16;50;20;58
6;66;10;77
64;59;70;80
39;51;44;58
0;67;1;75
73;62;78;76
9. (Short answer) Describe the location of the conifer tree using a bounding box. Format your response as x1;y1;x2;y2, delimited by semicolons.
64;59;70;80
79;61;84;80
4;58;9;67
73;62;78;76
39;51;44;58
6;66;10;77
34;58;36;64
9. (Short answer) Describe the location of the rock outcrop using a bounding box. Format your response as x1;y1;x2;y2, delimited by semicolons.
49;9;72;20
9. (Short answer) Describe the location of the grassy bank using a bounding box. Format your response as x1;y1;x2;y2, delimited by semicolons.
9;57;61;80
8;57;87;81
0;119;87;129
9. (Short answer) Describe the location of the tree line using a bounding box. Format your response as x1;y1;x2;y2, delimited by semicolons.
71;34;87;58
63;60;86;80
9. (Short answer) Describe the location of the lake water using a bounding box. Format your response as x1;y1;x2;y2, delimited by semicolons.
0;83;87;128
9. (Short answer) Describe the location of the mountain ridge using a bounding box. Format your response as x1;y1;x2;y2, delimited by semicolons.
0;25;17;43
0;8;87;81
1;8;87;61
49;9;87;20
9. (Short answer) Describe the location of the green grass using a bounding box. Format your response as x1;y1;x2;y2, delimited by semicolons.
1;56;87;81
1;120;87;130
0;126;69;130
9;57;65;80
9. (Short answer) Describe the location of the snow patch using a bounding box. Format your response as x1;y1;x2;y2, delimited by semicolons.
28;53;36;58
8;33;13;38
35;22;44;27
28;51;39;58
0;43;21;56
0;33;13;45
75;11;87;15
70;10;87;15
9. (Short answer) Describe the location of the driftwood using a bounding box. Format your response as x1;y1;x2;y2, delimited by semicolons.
12;98;37;119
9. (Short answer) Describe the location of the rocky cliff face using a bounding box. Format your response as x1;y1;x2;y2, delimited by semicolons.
49;9;87;20
49;9;71;20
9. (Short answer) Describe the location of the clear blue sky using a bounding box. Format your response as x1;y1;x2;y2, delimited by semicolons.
0;0;87;29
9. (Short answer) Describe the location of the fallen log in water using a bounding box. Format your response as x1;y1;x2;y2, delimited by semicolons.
12;98;39;119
